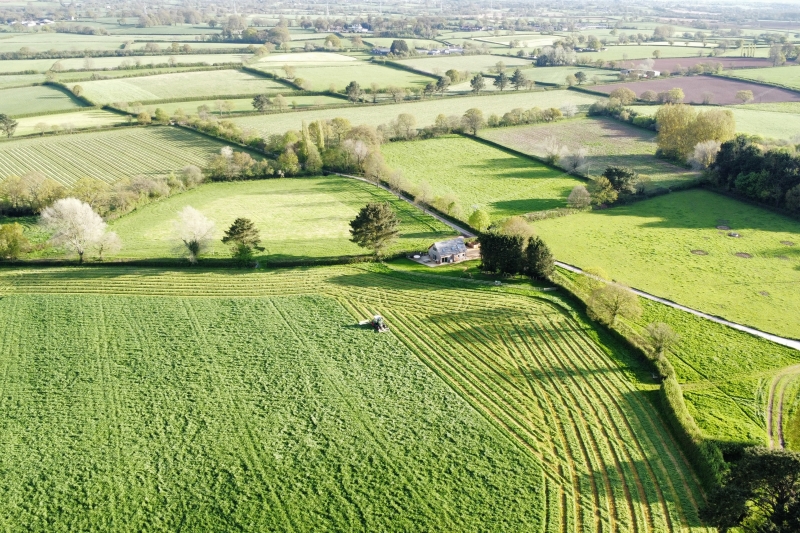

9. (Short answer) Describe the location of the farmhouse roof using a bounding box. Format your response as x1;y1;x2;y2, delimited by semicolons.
429;238;467;256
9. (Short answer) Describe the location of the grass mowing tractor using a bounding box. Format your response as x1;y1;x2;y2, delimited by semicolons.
360;315;389;333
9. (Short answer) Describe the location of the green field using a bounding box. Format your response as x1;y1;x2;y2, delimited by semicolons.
0;264;710;532
723;65;800;90
254;52;358;65
0;32;130;52
580;44;720;61
363;37;445;48
382;136;585;220
0;85;84;116
13;109;126;137
0;127;228;186
78;70;290;104
108;178;456;260
480;117;700;189
253;62;433;92
149;95;345;117
0;73;46;89
526;66;619;85
629;297;800;446
53;54;249;71
536;189;800;338
393;54;531;76
230;90;603;137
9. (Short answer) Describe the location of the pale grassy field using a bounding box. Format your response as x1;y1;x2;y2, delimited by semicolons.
149;95;345;116
78;70;291;104
254;52;357;65
254;62;434;92
13;109;126;136
394;54;531;76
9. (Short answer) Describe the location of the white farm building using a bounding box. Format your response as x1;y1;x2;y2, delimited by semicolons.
428;238;467;265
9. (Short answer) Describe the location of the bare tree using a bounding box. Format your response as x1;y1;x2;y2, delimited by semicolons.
588;283;642;326
40;198;107;263
94;231;122;260
562;148;589;175
567;185;592;208
644;322;679;357
689;140;722;170
173;206;215;264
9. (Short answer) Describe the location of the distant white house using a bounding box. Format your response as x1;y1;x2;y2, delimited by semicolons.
620;68;661;78
428;238;468;265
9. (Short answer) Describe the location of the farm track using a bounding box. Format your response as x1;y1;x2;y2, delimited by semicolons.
0;265;713;532
766;364;800;449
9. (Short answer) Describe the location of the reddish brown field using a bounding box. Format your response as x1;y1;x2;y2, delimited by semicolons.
650;57;779;71
592;76;800;105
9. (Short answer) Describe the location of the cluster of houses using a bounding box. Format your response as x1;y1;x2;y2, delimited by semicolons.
8;19;54;27
619;68;661;78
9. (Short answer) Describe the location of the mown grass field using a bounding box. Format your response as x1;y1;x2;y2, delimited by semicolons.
254;62;434;92
0;127;228;186
0;85;84;116
579;44;721;61
149;94;345;116
108;178;456;260
723;65;800;90
382;135;586;220
78;70;290;104
230;90;603;137
13;109;126;137
0;264;711;532
480;117;700;189
392;54;531;76
536;189;800;338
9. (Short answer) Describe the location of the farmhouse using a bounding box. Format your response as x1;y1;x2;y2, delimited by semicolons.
428;237;468;264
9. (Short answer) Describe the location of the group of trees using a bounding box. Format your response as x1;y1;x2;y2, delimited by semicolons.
655;104;736;162
708;136;800;213
38;198;121;263
478;231;554;280
172;207;264;265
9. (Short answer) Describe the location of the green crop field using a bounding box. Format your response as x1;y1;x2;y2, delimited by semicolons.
78;70;290;104
393;54;531;76
0;32;130;52
108;178;456;261
0;127;229;186
474;35;557;48
723;65;800;90
0;85;84;117
480;117;700;190
149;94;345;116
0;264;710;532
13;109;126;137
382;135;586;220
253;62;433;92
230;90;603;138
536;189;800;338
363;37;445;48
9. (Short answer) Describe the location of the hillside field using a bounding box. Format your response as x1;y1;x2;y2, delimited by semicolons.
382;136;586;220
77;70;291;104
148;95;345;116
230;90;603;138
0;127;229;186
536;189;800;338
480;117;700;189
0;265;710;532
108;178;456;261
0;85;84;117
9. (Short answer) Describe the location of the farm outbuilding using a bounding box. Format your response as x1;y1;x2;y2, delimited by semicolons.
428;238;468;264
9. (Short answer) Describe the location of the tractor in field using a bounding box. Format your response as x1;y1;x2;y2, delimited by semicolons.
360;315;389;332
